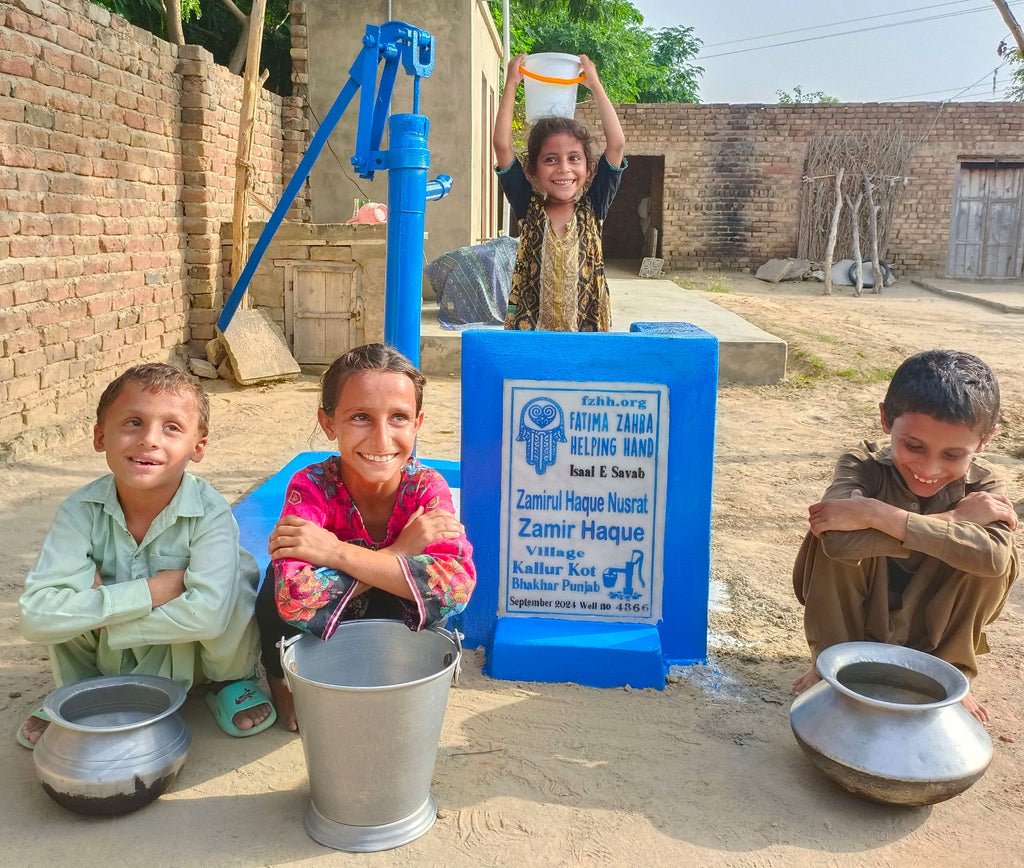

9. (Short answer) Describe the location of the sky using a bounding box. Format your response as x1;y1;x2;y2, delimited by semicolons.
629;0;1020;103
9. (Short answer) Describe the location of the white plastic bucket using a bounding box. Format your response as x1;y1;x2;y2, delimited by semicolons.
521;53;583;123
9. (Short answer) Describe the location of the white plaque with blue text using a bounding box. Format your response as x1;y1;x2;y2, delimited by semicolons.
498;380;669;623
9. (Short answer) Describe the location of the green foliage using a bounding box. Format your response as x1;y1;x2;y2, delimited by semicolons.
92;0;166;35
638;26;703;103
776;85;839;104
670;273;729;292
706;274;731;293
90;0;293;95
788;347;828;383
186;0;292;95
494;0;702;103
1006;48;1024;100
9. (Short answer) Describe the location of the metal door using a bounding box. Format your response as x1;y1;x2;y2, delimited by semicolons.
948;163;1024;278
286;264;362;364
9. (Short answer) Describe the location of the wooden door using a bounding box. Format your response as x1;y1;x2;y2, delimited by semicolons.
287;264;362;364
948;163;1024;278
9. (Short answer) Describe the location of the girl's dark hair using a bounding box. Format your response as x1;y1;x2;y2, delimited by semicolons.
320;343;426;416
524;116;597;176
882;349;1000;433
96;363;210;436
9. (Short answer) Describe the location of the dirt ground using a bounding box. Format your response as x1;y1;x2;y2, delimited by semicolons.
1;273;1022;867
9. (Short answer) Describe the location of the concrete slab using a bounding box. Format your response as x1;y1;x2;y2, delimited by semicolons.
420;276;787;385
219;308;301;385
610;275;787;385
911;277;1024;314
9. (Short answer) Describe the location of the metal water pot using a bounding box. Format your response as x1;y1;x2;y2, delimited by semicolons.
33;674;191;815
789;642;992;806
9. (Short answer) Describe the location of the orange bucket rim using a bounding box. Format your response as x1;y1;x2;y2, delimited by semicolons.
519;66;586;86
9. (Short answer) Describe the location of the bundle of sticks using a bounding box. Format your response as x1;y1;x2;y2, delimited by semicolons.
797;131;915;296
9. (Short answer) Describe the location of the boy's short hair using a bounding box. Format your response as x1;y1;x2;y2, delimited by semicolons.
96;363;210;436
882;350;999;433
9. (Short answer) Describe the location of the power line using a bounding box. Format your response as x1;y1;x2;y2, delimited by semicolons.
875;29;1013;100
885;82;1003;99
889;87;1005;99
696;2;1024;60
888;86;992;98
927;55;1015;102
702;0;984;48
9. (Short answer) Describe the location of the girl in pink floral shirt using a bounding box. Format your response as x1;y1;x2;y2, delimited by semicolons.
256;344;475;730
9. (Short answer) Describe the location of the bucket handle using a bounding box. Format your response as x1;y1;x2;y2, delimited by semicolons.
278;634;304;692
452;629;463;687
519;66;585;86
433;625;464;687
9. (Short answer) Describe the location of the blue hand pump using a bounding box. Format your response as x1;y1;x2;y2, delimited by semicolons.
216;22;452;366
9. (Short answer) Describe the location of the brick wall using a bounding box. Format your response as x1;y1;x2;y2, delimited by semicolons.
286;0;310;221
0;0;303;456
575;101;1024;273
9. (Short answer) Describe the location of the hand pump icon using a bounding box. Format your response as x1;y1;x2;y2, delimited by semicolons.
603;550;645;601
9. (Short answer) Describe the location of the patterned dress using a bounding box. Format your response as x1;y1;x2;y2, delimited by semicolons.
497;156;626;332
272;456;475;641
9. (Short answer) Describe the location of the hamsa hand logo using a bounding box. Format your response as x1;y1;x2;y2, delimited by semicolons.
517;397;566;475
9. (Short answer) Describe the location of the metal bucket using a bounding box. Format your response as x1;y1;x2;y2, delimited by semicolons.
280;620;461;852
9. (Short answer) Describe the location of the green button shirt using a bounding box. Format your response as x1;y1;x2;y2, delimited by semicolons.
21;472;260;688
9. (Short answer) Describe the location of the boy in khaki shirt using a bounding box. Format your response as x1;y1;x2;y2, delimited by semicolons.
792;350;1018;722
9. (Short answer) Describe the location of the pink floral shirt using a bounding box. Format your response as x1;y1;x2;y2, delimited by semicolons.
273;456;475;640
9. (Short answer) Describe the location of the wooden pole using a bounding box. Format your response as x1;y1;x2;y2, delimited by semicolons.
844;190;863;297
230;0;269;310
863;172;884;295
823;167;844;296
993;0;1024;56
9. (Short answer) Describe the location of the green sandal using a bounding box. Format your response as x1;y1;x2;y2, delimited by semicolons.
15;708;49;750
204;680;277;737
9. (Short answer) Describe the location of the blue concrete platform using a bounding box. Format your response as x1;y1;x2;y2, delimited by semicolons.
488;618;665;689
459;328;717;685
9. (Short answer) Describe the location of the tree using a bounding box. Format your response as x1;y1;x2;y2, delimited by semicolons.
91;0;293;94
992;0;1024;56
991;0;1024;98
997;39;1024;100
1006;49;1024;99
776;85;839;104
494;0;703;103
638;26;703;103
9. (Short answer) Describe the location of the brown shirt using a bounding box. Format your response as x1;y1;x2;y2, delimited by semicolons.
817;441;1016;580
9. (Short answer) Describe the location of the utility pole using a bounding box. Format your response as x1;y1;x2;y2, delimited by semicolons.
230;0;269;311
993;0;1024;56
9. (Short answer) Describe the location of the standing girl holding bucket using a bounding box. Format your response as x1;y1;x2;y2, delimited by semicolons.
494;53;626;331
256;344;476;730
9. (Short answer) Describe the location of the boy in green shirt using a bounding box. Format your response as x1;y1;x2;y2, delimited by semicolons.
19;364;275;746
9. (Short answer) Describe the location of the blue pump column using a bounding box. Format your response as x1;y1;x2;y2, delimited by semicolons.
384;114;429;366
382;114;452;366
